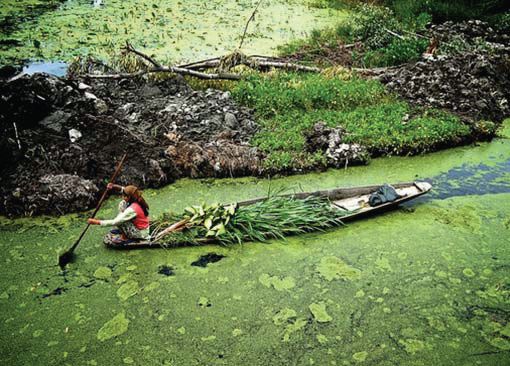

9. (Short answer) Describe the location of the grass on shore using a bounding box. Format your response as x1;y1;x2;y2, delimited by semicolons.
231;72;472;170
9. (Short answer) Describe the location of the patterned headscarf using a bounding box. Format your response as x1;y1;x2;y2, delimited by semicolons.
123;185;149;215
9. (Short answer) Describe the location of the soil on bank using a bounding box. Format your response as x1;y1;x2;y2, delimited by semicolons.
1;19;509;217
0;73;260;216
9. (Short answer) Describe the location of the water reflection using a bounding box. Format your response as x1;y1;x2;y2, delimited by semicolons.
22;61;67;76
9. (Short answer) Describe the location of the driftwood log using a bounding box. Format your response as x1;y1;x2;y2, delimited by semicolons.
83;43;321;81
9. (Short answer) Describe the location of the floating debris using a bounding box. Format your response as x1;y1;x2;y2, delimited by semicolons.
157;265;174;276
191;253;225;267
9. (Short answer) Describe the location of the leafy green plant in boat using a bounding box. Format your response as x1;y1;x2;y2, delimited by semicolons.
152;195;349;246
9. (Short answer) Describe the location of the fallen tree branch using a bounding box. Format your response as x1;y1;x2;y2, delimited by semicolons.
124;42;162;68
383;28;406;40
84;66;242;80
176;56;320;72
251;60;320;72
82;40;321;80
177;56;221;69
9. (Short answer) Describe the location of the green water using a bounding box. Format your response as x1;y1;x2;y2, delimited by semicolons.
1;122;509;365
0;0;347;64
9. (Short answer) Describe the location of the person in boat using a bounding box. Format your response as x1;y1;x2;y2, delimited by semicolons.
87;184;150;244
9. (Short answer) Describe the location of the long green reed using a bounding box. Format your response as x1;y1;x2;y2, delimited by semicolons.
152;195;349;246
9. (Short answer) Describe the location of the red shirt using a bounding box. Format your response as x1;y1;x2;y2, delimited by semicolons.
130;202;150;230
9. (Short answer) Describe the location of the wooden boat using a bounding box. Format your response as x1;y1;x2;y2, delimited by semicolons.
104;181;432;249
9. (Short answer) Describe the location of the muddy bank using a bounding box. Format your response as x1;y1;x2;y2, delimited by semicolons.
0;73;260;216
378;21;510;124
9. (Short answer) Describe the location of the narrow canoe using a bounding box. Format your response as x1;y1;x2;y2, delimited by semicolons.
105;181;432;249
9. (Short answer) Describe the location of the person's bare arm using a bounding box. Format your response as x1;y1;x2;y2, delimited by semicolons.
107;183;124;193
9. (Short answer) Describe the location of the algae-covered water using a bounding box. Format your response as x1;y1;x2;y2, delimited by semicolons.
1;123;509;365
0;0;346;65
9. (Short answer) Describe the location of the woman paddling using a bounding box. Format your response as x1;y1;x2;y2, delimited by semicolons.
87;184;150;244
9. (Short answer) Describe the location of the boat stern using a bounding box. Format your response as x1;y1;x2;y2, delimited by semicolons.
415;181;432;192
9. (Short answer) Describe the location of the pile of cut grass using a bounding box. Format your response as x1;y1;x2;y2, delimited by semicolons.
152;195;348;246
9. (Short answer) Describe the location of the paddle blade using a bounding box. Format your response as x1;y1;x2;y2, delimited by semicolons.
58;250;74;269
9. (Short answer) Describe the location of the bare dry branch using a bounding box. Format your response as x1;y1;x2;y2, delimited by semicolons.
124;42;162;68
175;56;320;73
181;59;221;70
252;60;320;72
239;0;264;50
84;66;242;80
177;56;221;69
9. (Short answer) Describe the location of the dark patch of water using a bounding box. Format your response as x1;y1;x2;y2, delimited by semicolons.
191;253;225;267
158;265;174;276
41;287;67;298
406;159;510;206
430;159;510;199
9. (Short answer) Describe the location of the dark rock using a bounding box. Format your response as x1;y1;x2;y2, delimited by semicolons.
0;65;20;79
224;112;238;129
39;111;71;133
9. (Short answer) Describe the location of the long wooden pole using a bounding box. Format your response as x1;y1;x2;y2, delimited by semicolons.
59;153;127;268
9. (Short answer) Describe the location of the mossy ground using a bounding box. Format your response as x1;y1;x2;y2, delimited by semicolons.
0;129;509;365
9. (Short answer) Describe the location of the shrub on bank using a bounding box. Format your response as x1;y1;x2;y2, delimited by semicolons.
232;73;471;170
360;37;428;67
386;0;509;23
280;1;508;68
278;3;430;68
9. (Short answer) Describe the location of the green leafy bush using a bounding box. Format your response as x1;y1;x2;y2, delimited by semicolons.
351;4;402;49
387;0;510;23
277;22;354;59
362;37;428;67
491;11;510;32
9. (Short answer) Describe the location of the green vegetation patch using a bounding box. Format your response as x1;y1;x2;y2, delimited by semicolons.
232;72;471;170
97;312;129;342
386;0;510;23
309;302;333;323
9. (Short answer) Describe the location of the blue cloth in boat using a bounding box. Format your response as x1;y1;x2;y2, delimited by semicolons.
368;184;401;207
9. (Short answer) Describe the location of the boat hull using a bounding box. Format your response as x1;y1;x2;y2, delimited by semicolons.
104;181;432;249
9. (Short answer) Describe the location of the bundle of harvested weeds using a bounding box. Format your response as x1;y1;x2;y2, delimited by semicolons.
152;195;349;246
218;50;248;72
